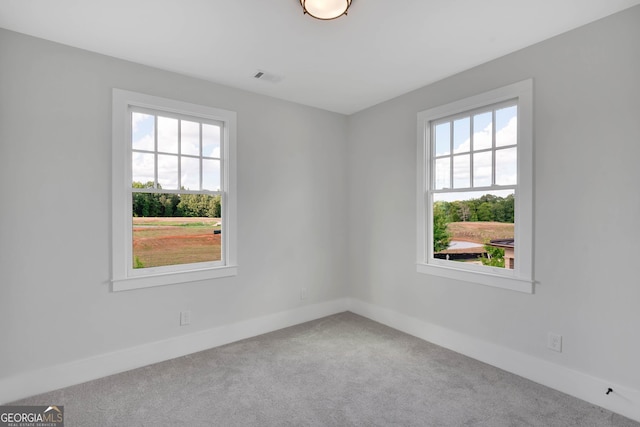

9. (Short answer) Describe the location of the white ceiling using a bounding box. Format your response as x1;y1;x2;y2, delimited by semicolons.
1;0;639;114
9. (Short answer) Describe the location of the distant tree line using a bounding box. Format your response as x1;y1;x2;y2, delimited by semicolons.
132;181;221;218
435;194;514;224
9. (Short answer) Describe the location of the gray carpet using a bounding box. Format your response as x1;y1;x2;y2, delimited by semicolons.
11;312;639;426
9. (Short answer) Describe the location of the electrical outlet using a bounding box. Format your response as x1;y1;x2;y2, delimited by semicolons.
300;287;307;301
547;332;562;352
180;310;191;326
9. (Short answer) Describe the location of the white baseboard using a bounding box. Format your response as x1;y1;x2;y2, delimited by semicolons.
347;298;640;423
0;298;350;404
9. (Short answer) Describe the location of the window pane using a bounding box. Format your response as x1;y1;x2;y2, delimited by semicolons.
453;117;470;153
132;194;222;269
132;112;154;151
132;152;155;186
432;190;515;270
434;157;450;190
496;105;517;147
158;116;178;154
202;159;221;191
157;154;178;190
203;124;220;158
473;112;492;150
496;147;517;185
453;154;470;188
181;157;200;191
434;123;450;156
181;120;200;156
473;151;492;187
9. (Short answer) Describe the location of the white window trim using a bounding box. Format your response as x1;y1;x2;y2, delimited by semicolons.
112;89;237;291
416;80;534;293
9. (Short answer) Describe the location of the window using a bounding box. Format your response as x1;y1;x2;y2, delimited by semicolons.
417;80;533;293
112;89;237;291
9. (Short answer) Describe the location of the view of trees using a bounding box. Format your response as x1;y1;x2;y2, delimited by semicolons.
433;203;452;252
435;194;515;224
479;244;505;267
132;181;221;218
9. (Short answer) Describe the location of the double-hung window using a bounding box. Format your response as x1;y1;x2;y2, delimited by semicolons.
417;80;533;293
112;89;237;291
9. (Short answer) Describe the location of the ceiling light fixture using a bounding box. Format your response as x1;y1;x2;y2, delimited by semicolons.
300;0;351;20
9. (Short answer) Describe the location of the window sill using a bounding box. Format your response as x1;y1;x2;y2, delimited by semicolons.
416;263;533;294
112;265;238;292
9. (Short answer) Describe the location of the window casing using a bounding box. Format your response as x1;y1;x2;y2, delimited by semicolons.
417;80;533;293
112;89;237;291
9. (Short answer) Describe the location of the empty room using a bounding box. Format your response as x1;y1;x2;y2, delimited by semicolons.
1;1;639;425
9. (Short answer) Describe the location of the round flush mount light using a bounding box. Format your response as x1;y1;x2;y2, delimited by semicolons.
300;0;352;20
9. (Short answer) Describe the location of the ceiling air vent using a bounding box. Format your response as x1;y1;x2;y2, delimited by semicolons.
252;70;283;84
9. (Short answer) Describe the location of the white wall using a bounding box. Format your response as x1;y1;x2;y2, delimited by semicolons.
0;29;348;380
347;4;640;418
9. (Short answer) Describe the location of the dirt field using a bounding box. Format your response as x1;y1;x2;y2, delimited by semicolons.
447;221;514;243
132;217;221;268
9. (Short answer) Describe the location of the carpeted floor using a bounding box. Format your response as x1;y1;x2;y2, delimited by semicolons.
11;312;640;426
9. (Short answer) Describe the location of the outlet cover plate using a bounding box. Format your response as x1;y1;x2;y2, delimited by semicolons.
547;332;562;352
180;310;191;326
